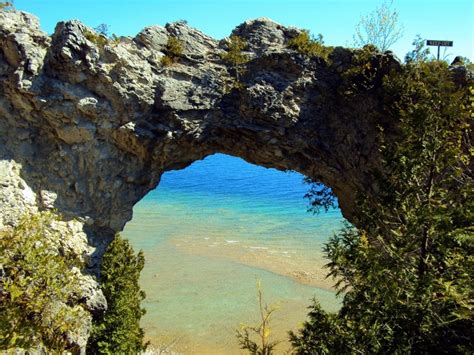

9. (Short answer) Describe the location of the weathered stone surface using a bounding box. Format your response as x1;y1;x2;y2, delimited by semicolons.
0;9;470;348
0;159;37;228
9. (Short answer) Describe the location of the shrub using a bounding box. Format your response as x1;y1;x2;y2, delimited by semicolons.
404;34;431;63
84;29;108;48
221;35;249;71
87;235;148;354
236;280;279;354
287;30;332;61
161;36;183;66
0;211;88;352
220;35;249;91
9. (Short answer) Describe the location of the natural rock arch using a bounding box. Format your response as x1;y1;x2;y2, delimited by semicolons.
0;11;399;233
1;10;413;344
3;9;472;350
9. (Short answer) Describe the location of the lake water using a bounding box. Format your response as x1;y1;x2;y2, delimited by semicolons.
122;153;345;353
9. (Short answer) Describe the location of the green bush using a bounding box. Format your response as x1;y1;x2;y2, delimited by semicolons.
84;29;109;48
161;36;183;66
87;235;148;354
0;211;88;352
338;44;388;95
287;31;332;61
83;24;121;49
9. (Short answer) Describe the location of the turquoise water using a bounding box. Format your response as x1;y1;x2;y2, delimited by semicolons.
122;154;345;353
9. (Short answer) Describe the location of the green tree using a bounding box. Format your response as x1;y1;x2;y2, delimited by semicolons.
289;299;350;354
0;211;88;352
353;0;403;52
291;61;473;353
87;235;148;354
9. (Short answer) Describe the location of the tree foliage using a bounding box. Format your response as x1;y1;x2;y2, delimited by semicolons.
87;235;148;354
0;211;88;352
304;178;337;215
353;0;403;52
292;61;473;353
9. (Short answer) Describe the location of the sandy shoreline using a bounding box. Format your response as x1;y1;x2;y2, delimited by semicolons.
172;237;336;291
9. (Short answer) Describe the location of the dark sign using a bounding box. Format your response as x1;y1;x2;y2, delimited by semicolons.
427;40;453;47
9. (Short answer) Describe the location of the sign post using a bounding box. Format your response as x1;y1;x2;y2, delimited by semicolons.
426;40;453;60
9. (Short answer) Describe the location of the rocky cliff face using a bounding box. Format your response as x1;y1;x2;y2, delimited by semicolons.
0;9;469;349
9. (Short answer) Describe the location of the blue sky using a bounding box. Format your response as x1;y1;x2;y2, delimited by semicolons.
14;0;473;61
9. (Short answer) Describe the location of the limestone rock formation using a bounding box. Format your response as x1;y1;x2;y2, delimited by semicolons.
0;9;470;349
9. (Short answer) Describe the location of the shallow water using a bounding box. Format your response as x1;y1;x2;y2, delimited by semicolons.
122;154;345;353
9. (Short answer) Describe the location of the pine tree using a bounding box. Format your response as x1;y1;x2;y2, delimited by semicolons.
291;61;473;353
87;235;148;353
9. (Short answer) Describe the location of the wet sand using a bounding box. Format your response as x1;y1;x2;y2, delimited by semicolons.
172;235;335;291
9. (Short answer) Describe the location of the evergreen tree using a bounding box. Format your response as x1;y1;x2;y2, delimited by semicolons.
291;61;473;353
87;235;148;354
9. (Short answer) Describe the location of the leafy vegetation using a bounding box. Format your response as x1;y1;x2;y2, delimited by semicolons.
287;30;332;61
0;211;88;352
236;280;280;354
338;44;392;96
353;0;403;51
161;36;184;66
84;28;109;48
87;235;148;354
220;35;249;90
304;178;337;215
404;35;431;63
83;24;120;49
291;60;473;353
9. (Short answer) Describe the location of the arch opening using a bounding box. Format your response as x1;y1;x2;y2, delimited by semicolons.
122;153;345;353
